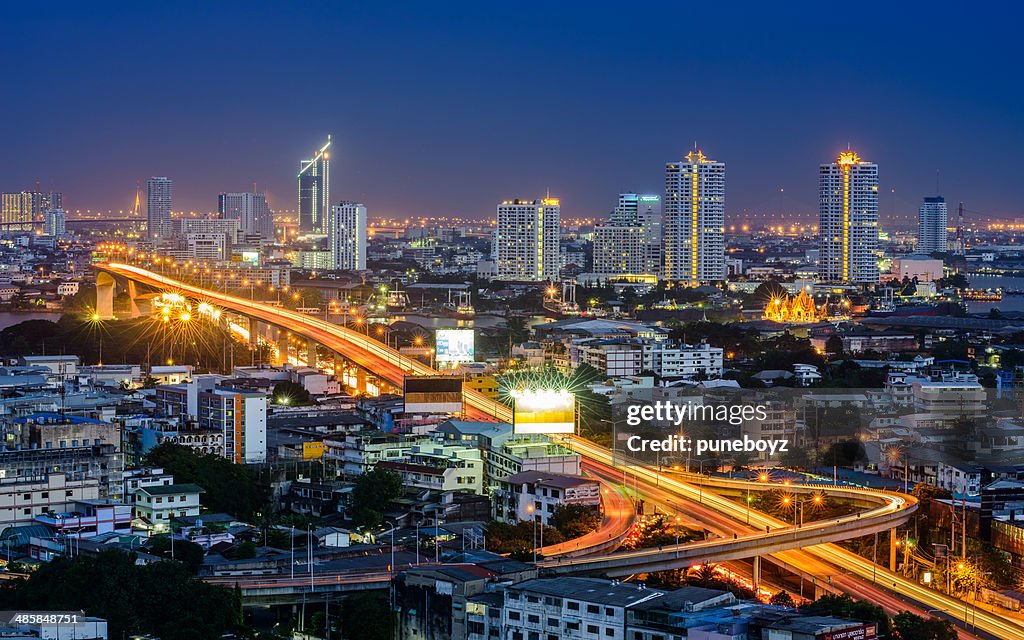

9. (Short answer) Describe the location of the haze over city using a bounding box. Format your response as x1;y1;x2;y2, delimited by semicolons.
3;1;1022;221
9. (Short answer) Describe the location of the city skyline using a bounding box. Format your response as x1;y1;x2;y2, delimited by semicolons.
2;3;1021;221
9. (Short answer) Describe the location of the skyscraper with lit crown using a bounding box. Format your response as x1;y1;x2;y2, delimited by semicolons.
818;150;879;283
298;136;331;234
663;149;725;285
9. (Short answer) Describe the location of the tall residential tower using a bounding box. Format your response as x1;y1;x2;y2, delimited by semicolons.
818;151;879;284
327;202;367;271
298;136;331;234
146;177;173;243
493;198;561;281
663;149;725;285
918;196;948;254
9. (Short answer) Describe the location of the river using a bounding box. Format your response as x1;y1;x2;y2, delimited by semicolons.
966;275;1024;314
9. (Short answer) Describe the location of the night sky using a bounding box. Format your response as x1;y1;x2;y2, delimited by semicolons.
3;1;1021;223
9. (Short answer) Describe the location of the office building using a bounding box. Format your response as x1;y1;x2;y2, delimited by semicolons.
176;217;240;241
663;149;725;285
298;136;331;233
493;198;561;281
184;233;230;261
593;193;662;278
44;208;66;236
918;195;948;254
147;176;173;242
327;201;367;270
819;150;879;283
218;191;275;239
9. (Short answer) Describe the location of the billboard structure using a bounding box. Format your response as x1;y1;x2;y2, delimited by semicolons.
511;388;575;434
404;376;464;415
435;329;474;368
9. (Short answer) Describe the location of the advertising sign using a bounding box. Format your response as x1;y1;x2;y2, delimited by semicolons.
511;388;575;434
435;329;475;367
404;376;464;414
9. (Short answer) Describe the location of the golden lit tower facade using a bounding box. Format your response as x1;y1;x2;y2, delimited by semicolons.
663;149;725;285
819;151;879;284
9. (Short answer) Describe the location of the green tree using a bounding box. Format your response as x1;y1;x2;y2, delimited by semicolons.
892;611;958;640
340;592;392;640
825;334;844;357
272;380;312;405
146;536;206;574
0;549;243;640
801;594;892;638
144;443;268;520
351;468;403;527
235;541;258;559
549;504;600;539
769;590;795;607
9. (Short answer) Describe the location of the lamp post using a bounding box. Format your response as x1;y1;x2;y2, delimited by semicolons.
526;504;537;563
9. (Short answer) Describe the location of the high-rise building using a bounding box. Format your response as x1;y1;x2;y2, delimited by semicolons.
493;198;561;281
918;196;948;254
1;192;33;230
327;202;367;271
593;193;662;278
146;177;173;242
663;150;726;285
1;191;63;232
819;151;879;284
298;136;331;234
218;191;275;239
44;208;66;237
32;191;61;214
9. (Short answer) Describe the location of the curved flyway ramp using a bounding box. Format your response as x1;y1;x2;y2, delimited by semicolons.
96;262;513;421
537;435;916;575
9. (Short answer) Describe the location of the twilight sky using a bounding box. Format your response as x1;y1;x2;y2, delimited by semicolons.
2;1;1021;223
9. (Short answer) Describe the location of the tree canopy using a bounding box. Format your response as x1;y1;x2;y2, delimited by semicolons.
0;550;242;640
144;443;268;520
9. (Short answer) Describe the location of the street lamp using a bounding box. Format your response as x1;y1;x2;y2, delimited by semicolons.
526;504;537;563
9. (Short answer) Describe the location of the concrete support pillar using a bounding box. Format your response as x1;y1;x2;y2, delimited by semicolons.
306;339;318;368
126;280;142;318
355;368;367;395
889;528;898;572
95;272;116;320
248;319;260;349
275;329;289;367
752;556;761;591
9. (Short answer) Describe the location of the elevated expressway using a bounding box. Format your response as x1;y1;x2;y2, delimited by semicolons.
541;436;916;575
94;264;1024;638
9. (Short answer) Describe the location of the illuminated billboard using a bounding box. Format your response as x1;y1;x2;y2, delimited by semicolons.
404;376;464;414
511;388;575;434
241;251;260;265
435;329;475;367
